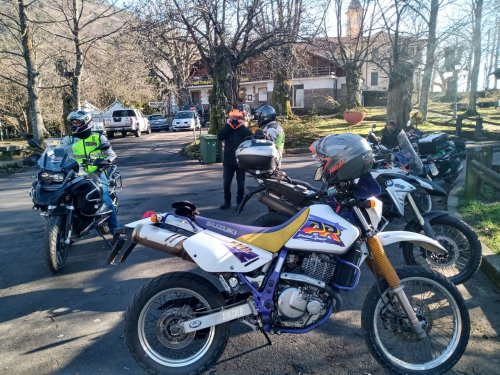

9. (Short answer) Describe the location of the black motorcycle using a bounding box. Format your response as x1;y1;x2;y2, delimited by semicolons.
24;139;122;273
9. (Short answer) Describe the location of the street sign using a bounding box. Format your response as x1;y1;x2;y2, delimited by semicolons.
148;102;165;108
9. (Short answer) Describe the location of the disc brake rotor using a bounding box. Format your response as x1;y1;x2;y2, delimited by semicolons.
423;235;460;267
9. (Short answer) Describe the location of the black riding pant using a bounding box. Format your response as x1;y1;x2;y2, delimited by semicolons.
223;164;246;204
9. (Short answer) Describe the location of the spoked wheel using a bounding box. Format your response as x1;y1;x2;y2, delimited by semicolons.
44;215;70;273
125;272;229;375
362;267;470;375
403;215;482;284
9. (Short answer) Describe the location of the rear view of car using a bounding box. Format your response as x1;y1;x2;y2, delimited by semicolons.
171;111;200;131
147;114;169;132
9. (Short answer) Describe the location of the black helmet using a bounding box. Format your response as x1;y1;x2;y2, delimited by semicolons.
67;110;92;138
255;105;276;127
310;133;373;184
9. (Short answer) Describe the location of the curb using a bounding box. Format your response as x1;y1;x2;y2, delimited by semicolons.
447;171;500;288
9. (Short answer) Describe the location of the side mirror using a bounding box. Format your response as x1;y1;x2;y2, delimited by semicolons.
23;154;41;166
28;139;43;149
371;124;376;131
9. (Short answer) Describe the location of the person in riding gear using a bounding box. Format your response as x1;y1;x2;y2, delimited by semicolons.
380;120;398;149
60;110;120;238
217;109;252;210
255;105;285;157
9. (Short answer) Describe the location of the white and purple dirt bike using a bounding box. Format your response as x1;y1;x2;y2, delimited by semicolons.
109;178;470;375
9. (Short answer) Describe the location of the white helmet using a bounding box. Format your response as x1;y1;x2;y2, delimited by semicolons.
67;110;92;138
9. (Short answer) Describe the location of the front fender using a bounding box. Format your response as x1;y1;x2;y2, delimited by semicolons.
377;231;447;255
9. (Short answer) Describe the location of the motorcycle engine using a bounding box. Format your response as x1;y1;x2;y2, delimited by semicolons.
276;253;336;328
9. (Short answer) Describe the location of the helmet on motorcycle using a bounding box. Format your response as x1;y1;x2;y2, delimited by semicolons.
309;133;373;184
67;110;92;139
255;105;276;127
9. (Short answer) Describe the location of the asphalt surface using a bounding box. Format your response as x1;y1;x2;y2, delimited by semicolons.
0;130;499;375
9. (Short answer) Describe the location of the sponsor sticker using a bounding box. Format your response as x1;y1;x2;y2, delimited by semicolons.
293;215;346;246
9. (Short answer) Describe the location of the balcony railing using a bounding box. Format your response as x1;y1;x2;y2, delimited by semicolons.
188;66;336;86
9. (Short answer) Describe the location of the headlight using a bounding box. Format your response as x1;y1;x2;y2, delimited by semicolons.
40;172;64;183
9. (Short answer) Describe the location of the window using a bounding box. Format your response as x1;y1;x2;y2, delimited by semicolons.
112;110;135;117
370;72;379;87
292;84;304;108
258;87;267;101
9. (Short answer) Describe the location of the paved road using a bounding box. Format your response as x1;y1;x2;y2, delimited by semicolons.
0;131;499;375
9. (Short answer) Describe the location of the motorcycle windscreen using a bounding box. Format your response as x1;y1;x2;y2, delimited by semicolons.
284;204;360;254
182;230;273;273
397;130;424;174
37;146;68;172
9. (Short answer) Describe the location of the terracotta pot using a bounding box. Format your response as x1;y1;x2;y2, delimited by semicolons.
343;111;366;125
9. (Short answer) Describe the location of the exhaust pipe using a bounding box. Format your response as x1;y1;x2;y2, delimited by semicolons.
259;194;299;217
132;224;193;262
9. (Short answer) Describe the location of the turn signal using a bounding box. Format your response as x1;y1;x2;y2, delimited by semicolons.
368;199;376;208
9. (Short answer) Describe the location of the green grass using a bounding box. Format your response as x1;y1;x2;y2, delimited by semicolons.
459;199;500;254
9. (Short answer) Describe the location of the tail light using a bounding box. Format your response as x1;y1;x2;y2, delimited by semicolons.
130;117;134;126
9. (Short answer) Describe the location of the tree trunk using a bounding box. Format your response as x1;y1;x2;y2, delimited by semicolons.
468;0;483;113
418;0;439;120
272;71;294;118
272;45;295;118
345;62;362;108
208;47;239;135
178;87;190;108
72;0;82;110
387;62;415;129
18;0;45;142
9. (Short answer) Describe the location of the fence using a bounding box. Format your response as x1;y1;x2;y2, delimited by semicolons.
464;143;500;200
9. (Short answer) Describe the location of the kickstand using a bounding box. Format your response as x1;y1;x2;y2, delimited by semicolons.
260;328;272;346
96;228;113;248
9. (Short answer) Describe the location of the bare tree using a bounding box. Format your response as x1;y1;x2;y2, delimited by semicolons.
468;0;483;113
43;0;132;110
324;0;381;109
170;0;292;133
133;0;198;111
377;0;425;128
0;0;46;141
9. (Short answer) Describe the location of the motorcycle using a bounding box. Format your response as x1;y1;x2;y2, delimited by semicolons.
238;133;482;285
24;138;122;273
108;166;470;374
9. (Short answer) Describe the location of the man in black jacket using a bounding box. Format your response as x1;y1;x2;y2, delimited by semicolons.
218;109;252;210
380;120;398;149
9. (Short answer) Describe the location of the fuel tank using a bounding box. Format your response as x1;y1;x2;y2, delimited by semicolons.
284;204;360;254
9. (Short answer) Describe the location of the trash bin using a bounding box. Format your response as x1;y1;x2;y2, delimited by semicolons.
199;134;218;164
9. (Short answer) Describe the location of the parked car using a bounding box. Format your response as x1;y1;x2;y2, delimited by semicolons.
236;103;252;122
147;114;169;132
104;109;151;138
182;104;206;126
171;110;201;131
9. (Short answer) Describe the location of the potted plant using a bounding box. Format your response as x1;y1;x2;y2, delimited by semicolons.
343;106;366;125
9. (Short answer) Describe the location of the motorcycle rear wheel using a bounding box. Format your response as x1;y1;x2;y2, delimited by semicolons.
362;267;470;375
125;272;230;375
402;215;482;284
44;215;70;273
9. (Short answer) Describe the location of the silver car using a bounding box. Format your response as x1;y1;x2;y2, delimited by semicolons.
147;114;169;132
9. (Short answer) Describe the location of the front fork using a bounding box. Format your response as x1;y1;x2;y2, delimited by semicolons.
354;206;426;339
63;199;74;245
407;194;436;239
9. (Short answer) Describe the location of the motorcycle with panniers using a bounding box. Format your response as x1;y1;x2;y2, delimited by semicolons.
110;134;470;375
24;138;121;273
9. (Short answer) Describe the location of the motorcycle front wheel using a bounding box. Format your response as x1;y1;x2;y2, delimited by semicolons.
125;272;230;375
362;267;470;375
402;215;482;284
44;215;70;273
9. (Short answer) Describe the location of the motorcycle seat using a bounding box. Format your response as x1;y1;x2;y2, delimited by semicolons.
194;208;310;253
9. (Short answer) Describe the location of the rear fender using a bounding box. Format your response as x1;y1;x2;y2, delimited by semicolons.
377;231;447;255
